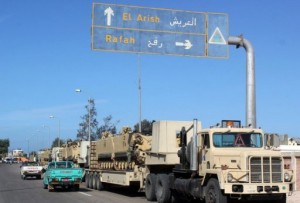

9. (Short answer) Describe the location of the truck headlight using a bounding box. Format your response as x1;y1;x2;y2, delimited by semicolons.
227;173;233;182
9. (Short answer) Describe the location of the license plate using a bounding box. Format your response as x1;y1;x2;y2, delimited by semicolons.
62;179;69;182
61;171;72;174
28;171;37;173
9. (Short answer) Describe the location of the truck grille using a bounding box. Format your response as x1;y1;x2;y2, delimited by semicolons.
250;157;282;183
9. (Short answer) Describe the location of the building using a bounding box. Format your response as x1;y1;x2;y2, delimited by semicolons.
12;149;23;157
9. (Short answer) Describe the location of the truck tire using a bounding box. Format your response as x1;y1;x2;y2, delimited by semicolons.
88;173;94;189
155;174;171;203
85;173;90;188
273;194;286;203
95;174;104;191
205;178;227;203
145;173;157;201
170;191;182;203
92;173;97;189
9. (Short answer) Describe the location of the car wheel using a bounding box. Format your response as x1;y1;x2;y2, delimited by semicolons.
74;184;80;191
48;184;53;192
43;183;48;189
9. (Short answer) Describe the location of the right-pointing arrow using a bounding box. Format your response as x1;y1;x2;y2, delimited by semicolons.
175;40;193;49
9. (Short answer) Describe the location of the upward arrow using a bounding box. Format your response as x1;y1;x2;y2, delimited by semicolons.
104;7;114;26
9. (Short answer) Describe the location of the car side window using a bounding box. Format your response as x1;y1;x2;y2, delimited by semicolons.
48;163;54;169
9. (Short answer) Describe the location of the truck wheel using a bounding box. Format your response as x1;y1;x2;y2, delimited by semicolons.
273;194;286;203
205;178;227;203
36;175;41;180
92;173;97;189
95;174;104;191
145;173;157;201
94;174;99;190
170;191;182;203
85;173;90;188
155;174;171;203
88;173;94;189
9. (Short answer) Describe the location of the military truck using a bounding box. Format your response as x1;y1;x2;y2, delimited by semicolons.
38;149;52;166
59;140;89;168
85;120;293;203
85;121;197;191
169;120;293;203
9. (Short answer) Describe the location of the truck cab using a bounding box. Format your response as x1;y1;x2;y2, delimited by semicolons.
172;120;293;203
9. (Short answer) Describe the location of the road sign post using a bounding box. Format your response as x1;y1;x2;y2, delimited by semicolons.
92;3;228;58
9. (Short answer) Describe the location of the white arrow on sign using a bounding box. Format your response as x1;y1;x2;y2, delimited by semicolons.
104;7;114;26
175;40;193;49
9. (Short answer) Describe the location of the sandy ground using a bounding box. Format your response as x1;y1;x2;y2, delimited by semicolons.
288;191;300;203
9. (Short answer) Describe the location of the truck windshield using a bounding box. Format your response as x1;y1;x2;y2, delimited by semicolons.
213;132;263;148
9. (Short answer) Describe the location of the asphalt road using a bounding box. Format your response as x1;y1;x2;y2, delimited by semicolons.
0;163;296;203
0;163;148;203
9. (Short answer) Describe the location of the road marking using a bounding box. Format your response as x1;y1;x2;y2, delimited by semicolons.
78;192;92;197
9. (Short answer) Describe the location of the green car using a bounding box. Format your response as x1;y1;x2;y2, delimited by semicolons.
43;161;83;191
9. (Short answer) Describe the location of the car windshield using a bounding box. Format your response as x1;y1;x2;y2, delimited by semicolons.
48;162;73;169
213;132;263;148
25;162;38;166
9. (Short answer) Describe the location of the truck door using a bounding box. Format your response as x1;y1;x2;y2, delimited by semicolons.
199;133;210;174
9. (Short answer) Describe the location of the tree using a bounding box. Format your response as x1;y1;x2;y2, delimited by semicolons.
97;115;119;139
51;137;65;148
0;139;9;154
134;119;153;135
77;98;99;141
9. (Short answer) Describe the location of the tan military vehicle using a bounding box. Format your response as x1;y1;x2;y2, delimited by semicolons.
38;149;52;166
85;120;293;203
57;140;89;168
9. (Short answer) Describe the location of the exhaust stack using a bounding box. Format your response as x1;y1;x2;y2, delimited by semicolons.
190;119;198;171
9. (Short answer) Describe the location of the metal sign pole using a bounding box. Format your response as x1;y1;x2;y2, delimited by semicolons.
228;35;256;128
138;54;142;133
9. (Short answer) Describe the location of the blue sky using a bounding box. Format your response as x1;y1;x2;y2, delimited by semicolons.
1;0;299;153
